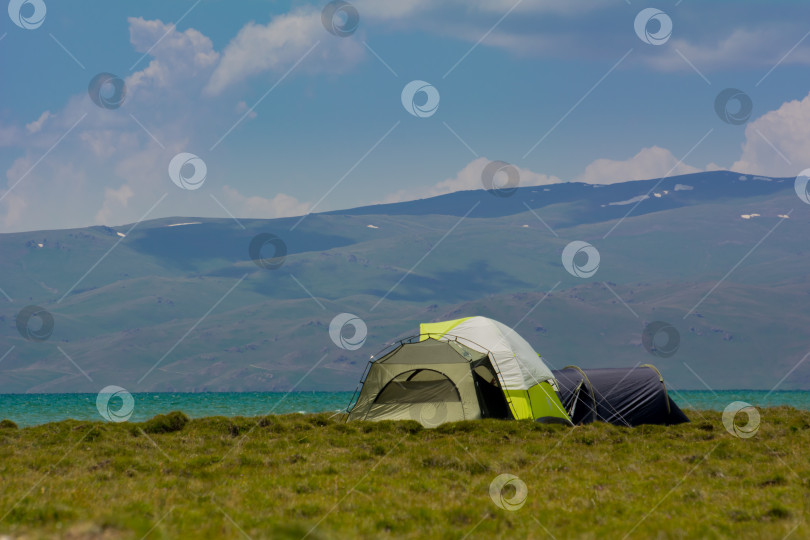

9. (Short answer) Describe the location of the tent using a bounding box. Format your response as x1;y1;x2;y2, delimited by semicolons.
346;338;517;427
553;365;689;426
346;315;685;428
419;316;571;424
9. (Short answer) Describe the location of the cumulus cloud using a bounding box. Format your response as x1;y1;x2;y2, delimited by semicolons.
382;157;562;203
96;184;135;225
220;185;309;219
6;4;810;233
384;90;810;203
379;87;810;204
379;146;710;203
1;9;381;232
203;0;620;96
205;8;364;96
127;17;220;95
0;192;27;231
2;8;369;233
731;91;810;176
0;18;239;232
1;155;93;232
25;111;51;134
575;146;702;185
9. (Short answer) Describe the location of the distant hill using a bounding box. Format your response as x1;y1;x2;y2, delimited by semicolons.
1;170;808;393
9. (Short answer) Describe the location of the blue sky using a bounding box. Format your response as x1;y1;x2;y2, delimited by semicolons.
2;0;810;232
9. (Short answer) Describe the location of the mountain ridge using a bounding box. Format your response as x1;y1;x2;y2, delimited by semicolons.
1;170;807;394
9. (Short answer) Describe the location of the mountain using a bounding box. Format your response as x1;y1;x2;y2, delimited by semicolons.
1;170;809;394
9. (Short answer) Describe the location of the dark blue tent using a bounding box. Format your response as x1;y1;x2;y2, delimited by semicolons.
552;365;689;426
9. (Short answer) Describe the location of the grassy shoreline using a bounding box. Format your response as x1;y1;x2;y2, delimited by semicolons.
0;407;807;539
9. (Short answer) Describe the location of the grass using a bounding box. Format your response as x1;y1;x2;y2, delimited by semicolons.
0;407;808;539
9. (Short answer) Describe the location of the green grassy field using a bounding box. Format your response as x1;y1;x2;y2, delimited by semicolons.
0;407;808;539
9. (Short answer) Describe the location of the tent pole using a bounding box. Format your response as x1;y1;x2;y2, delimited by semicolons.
345;359;374;418
485;352;519;420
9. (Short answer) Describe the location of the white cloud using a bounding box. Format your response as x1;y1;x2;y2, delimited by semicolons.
466;0;612;15
0;18;271;233
220;185;309;219
0;124;21;147
355;0;609;19
0;192;27;231
2;13;366;233
6;5;810;234
201;0;612;99
352;0;433;20
379;146;712;204
408;90;810;198
355;2;810;74
25;111;51;134
95;184;135;225
127;17;220;95
382;157;561;203
347;1;810;74
235;101;258;120
379;88;810;204
1;157;92;231
643;27;810;73
575;146;701;185
205;8;364;96
731;91;810;176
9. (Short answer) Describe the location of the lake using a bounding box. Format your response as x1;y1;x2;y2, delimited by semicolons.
1;390;808;427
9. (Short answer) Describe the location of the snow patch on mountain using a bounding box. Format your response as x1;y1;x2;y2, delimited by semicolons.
608;194;649;206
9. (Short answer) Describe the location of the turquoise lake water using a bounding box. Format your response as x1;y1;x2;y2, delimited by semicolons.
1;390;809;427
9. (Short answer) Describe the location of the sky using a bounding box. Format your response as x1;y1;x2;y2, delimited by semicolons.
2;0;810;232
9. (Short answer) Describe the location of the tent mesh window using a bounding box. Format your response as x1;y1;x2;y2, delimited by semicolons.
374;369;462;405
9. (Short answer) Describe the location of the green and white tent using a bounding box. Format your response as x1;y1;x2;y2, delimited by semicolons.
346;316;571;427
420;316;570;424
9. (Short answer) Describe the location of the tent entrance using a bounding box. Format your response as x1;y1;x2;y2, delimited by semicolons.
472;359;512;419
558;365;597;424
373;369;461;405
368;367;468;426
